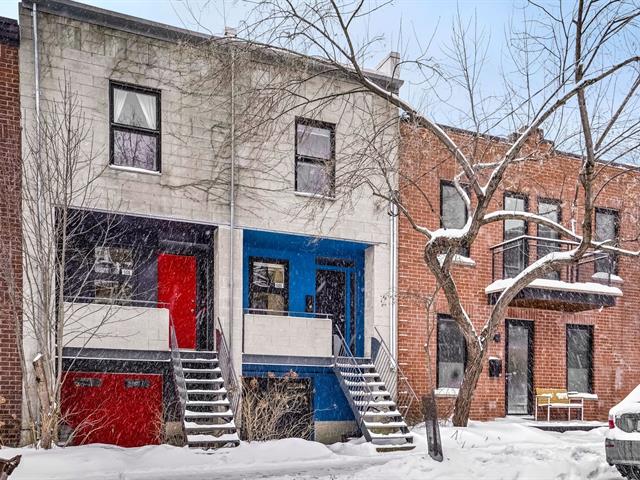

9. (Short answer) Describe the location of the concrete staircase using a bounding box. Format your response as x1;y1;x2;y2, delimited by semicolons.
334;357;415;452
179;350;240;449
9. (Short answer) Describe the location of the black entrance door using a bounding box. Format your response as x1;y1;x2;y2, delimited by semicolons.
506;320;534;415
315;269;347;344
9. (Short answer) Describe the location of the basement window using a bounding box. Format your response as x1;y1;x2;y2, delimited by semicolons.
295;118;335;197
110;82;161;172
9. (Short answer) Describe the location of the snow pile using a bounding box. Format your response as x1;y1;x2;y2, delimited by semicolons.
485;277;623;296
1;421;618;480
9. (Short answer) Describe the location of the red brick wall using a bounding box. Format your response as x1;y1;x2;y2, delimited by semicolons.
398;123;640;421
0;17;22;446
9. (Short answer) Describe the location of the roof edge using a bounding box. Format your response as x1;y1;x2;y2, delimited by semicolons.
20;0;403;93
0;16;19;46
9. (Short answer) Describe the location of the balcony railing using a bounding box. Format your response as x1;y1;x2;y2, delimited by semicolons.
489;235;618;285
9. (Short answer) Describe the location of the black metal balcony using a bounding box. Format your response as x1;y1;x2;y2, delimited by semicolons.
487;235;622;312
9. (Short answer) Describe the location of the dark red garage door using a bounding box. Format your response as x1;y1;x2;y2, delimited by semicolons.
61;372;163;447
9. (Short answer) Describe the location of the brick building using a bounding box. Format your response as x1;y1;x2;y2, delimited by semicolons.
398;122;640;421
0;16;22;446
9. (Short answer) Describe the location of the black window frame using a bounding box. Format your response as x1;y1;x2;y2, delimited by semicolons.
436;314;467;389
536;197;562;279
503;191;529;278
109;81;162;172
594;207;620;275
248;256;289;314
566;324;594;394
294;117;336;197
440;180;470;257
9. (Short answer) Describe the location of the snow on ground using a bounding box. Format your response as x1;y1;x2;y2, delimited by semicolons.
1;420;622;480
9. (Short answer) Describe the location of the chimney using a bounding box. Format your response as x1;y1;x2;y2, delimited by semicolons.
224;26;237;38
376;51;401;79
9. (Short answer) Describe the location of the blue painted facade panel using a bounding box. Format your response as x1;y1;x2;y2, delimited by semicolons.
242;363;355;422
242;229;368;356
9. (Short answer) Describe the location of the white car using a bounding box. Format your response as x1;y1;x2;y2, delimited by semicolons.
607;385;640;478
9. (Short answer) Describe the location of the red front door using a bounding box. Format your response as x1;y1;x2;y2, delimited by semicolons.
158;253;197;349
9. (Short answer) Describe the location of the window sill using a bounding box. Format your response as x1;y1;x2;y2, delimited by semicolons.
109;164;161;176
434;387;459;398
294;191;336;201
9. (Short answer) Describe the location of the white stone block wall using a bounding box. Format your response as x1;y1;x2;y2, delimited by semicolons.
243;314;333;357
63;302;170;351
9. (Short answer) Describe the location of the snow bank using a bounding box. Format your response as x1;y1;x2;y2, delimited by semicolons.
1;421;618;480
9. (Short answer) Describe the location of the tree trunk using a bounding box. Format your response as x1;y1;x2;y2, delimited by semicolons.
451;345;487;426
33;354;57;449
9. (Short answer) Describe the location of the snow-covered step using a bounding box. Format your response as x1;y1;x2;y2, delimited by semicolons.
182;358;218;363
184;409;234;418
362;410;402;418
187;433;240;444
340;372;379;378
336;363;376;370
370;432;413;441
185;378;224;385
351;390;391;398
183;367;222;374
186;399;230;407
187;388;227;395
345;381;386;387
356;400;396;407
185;421;236;432
364;421;408;429
375;443;416;452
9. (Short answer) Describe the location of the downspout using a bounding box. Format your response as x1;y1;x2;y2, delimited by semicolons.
227;30;236;355
389;198;398;359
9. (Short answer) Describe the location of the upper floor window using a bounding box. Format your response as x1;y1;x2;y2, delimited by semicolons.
440;181;469;257
295;118;335;197
537;199;561;279
503;192;528;278
595;208;619;274
110;82;161;172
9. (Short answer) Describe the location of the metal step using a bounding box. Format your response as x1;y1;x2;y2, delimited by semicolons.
340;372;380;378
375;443;416;452
186;399;230;407
356;400;396;407
184;409;234;418
183;367;222;374
187;433;240;447
185;421;236;433
345;381;386;387
351;390;391;398
187;388;227;395
361;410;402;418
370;432;413;441
186;378;224;385
364;421;408;429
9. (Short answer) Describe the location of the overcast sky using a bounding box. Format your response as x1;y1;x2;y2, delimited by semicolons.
1;1;521;120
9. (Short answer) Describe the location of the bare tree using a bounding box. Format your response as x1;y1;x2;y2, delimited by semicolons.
0;79;154;448
222;0;640;426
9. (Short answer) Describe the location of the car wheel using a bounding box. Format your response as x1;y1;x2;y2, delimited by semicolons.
617;465;640;479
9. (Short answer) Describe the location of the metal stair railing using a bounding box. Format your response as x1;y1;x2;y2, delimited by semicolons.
332;327;374;441
169;317;188;428
372;327;421;424
215;317;242;428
